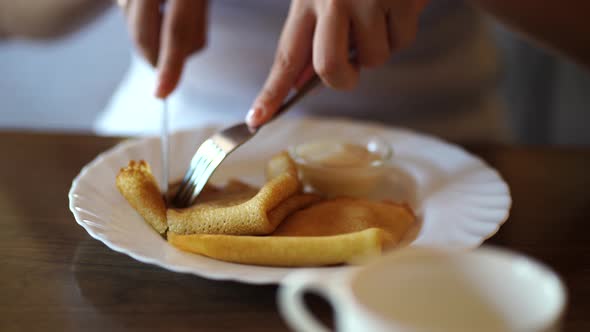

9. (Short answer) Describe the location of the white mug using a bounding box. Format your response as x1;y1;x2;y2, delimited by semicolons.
278;246;566;332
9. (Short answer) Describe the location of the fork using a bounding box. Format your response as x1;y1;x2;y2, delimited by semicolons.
172;74;322;208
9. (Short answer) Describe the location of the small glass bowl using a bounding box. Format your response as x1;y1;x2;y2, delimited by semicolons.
289;136;393;197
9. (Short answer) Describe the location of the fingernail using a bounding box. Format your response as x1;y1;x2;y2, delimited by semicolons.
154;72;168;99
246;107;266;127
154;87;165;99
154;82;165;99
245;107;259;127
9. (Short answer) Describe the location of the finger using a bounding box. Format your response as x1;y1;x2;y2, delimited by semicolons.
294;63;315;90
117;0;132;13
351;5;390;68
387;1;425;52
184;0;208;55
388;13;419;51
128;0;162;67
313;1;359;90
247;1;315;128
155;0;207;98
415;0;431;12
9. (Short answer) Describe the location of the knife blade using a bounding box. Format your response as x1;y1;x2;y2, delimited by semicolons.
161;99;169;198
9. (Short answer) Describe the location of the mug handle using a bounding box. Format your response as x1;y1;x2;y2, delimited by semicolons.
278;270;345;332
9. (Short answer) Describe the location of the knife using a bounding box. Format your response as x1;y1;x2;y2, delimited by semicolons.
161;99;169;199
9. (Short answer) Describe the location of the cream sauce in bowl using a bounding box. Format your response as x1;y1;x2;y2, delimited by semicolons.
290;138;392;197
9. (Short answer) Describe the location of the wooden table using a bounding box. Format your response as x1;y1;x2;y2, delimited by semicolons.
1;131;589;332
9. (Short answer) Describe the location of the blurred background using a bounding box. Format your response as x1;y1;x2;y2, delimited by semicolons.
0;2;588;145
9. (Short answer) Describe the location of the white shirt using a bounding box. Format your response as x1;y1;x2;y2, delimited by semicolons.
95;0;506;140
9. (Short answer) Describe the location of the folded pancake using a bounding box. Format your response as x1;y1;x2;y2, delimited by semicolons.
168;228;390;267
116;160;168;234
267;193;322;226
167;152;303;235
116;161;261;235
167;198;415;266
273;197;415;245
189;179;260;205
118;154;417;267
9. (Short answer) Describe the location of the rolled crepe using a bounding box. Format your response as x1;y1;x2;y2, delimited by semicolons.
116;160;167;234
167;198;415;267
272;197;415;243
167;152;303;235
168;228;390;267
118;154;416;267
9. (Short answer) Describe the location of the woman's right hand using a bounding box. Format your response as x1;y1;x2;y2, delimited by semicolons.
121;0;208;99
246;0;429;128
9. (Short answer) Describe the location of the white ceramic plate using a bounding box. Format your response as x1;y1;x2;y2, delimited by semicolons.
69;117;511;284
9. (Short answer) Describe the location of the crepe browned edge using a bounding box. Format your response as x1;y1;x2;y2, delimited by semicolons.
116;160;167;234
166;152;305;235
167;228;391;267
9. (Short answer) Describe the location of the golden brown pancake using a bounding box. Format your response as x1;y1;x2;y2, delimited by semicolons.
116;160;168;234
265;150;299;184
267;193;322;226
167;228;390;267
273;197;415;246
167;197;414;266
117;153;417;267
166;152;303;235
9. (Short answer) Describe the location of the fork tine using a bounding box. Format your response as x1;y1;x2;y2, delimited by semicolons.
174;159;202;206
183;141;218;188
181;148;207;195
182;141;226;206
185;153;226;205
179;141;206;186
173;139;227;207
178;154;215;205
174;140;216;204
186;139;215;176
176;152;210;201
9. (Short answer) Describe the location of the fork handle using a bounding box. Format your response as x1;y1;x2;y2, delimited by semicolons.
268;74;322;121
